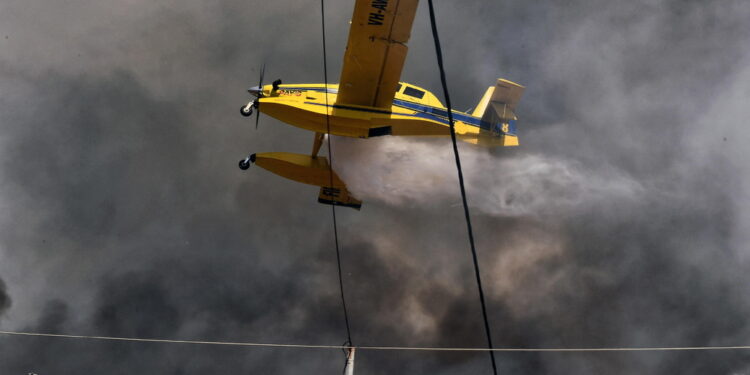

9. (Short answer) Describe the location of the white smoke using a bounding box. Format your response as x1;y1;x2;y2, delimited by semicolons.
333;136;643;218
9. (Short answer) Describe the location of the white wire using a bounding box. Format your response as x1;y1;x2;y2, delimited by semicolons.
2;330;750;352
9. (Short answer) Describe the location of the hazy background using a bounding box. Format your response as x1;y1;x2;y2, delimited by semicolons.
1;0;750;374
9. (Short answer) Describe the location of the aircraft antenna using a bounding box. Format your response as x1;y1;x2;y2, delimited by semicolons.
320;1;355;373
426;1;499;375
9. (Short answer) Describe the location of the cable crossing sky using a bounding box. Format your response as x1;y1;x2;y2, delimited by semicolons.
3;331;750;352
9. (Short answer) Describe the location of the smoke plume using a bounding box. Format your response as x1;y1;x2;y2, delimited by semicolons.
1;0;750;374
0;278;10;317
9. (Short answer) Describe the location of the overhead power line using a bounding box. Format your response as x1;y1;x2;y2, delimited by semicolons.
320;0;353;348
425;1;498;375
3;331;750;352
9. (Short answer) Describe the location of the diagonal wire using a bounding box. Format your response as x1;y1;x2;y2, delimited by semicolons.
4;331;750;352
426;1;498;374
321;0;353;348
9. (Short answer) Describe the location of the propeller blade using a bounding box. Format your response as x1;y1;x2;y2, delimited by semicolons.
255;108;260;129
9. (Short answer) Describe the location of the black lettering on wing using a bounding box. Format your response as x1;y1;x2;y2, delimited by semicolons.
368;12;385;25
371;0;388;11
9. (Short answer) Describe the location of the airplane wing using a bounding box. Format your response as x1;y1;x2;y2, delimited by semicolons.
336;0;419;109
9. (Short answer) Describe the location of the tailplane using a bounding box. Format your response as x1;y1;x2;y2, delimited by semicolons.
471;78;525;146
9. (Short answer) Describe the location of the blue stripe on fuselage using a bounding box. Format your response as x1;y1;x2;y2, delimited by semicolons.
285;88;514;135
390;99;472;124
391;99;508;133
394;100;517;136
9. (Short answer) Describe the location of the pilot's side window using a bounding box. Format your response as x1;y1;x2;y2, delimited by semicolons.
403;86;425;99
395;83;402;92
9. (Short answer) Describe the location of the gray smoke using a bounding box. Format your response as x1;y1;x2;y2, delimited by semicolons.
1;0;750;374
334;137;645;217
0;278;10;317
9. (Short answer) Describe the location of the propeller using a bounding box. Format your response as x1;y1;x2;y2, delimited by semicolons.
240;63;266;127
240;63;281;130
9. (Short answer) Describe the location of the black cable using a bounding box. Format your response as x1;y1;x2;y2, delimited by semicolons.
426;1;498;374
321;0;353;349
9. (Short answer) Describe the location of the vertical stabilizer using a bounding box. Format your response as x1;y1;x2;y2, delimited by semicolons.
471;86;495;117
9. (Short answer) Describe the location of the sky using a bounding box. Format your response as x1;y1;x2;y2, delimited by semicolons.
1;0;750;374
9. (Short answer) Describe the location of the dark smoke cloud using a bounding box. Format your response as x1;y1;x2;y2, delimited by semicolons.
2;0;750;374
0;278;10;317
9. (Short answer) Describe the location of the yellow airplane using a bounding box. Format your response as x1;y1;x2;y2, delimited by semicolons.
238;0;524;210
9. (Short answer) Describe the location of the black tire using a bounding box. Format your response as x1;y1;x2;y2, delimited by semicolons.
240;105;253;117
238;159;250;170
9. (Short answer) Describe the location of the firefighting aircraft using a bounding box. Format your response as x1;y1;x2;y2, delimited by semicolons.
238;0;524;210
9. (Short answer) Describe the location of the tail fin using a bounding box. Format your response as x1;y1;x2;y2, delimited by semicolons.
471;79;525;146
471;86;495;118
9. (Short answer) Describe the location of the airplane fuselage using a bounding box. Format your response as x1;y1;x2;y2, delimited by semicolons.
255;82;518;146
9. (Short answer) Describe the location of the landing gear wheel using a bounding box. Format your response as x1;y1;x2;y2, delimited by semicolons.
238;159;250;170
240;105;253;117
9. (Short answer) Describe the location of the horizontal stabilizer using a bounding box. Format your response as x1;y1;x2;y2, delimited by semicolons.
491;78;525;111
484;78;524;123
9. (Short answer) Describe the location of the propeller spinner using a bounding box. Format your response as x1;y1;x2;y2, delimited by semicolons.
239;64;284;131
240;64;266;129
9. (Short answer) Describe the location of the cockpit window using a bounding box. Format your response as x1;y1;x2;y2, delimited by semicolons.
395;83;402;92
403;86;425;99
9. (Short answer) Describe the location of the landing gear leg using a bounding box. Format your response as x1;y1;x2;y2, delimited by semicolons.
238;153;256;170
240;101;255;117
